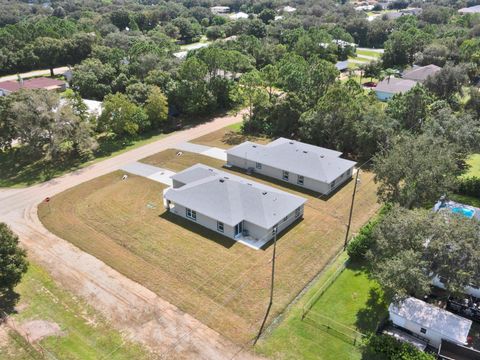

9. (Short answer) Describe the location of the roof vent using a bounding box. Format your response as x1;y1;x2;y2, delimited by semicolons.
219;179;225;183
224;176;229;180
320;155;325;158
262;191;267;195
289;141;294;144
208;168;214;172
252;145;257;148
303;150;308;154
247;183;252;186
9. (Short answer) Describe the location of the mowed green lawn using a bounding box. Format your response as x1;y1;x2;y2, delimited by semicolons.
257;256;388;360
0;263;150;360
38;149;380;344
465;154;480;177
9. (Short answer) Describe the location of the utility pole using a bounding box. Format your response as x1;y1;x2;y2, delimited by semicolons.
344;169;360;250
253;226;278;345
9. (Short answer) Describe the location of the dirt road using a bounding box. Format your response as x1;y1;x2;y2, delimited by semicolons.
0;66;70;82
0;111;259;359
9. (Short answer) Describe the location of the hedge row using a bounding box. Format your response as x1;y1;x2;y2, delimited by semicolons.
364;334;435;360
457;176;480;198
346;204;391;261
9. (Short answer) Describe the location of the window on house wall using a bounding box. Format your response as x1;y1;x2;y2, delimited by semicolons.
295;207;301;218
297;175;304;185
217;221;224;233
186;208;197;220
420;328;427;334
331;180;336;188
283;215;288;222
283;171;289;181
256;162;262;169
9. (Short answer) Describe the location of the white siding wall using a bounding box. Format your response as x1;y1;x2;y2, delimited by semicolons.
166;202;304;242
227;154;353;195
390;310;465;348
432;275;480;298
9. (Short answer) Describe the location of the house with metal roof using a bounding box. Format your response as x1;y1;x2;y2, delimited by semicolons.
402;64;441;83
374;77;417;100
163;164;306;249
389;297;472;349
226;138;356;195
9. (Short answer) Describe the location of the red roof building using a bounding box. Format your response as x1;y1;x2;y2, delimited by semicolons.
0;77;67;96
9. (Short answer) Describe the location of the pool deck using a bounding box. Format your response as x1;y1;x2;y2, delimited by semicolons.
434;200;480;221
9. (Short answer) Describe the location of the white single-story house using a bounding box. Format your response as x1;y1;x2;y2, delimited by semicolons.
402;64;441;83
459;5;480;14
229;12;249;20
163;164;306;250
210;6;230;14
226;138;356;195
389;297;472;348
283;6;296;12
374;77;417;100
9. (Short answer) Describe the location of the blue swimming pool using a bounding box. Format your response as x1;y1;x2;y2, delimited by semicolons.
451;206;475;219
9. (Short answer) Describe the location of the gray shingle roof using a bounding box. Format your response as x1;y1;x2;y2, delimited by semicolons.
226;138;356;183
375;77;417;94
402;64;441;82
165;164;306;228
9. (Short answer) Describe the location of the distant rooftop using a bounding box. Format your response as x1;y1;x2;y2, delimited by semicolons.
0;77;66;93
402;64;441;82
375;77;417;94
227;138;356;183
459;5;480;13
165;164;306;228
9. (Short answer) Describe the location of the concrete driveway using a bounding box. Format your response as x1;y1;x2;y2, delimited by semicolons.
121;162;176;186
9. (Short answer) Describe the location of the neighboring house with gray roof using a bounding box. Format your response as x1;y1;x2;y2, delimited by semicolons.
402;64;441;83
459;5;480;14
374;77;417;100
163;164;306;249
226;138;356;195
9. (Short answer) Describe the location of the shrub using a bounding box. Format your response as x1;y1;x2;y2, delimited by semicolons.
347;204;391;260
457;176;480;198
364;334;435;360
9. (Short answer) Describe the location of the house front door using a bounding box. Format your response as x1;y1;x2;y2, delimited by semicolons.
234;221;243;236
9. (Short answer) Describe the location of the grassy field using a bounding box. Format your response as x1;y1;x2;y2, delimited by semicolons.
465;154;480;177
0;263;150;360
190;122;269;149
356;49;382;59
38;148;380;345
0;130;170;188
257;255;388;360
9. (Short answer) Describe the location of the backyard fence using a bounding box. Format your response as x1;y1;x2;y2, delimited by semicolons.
303;310;366;346
302;255;348;319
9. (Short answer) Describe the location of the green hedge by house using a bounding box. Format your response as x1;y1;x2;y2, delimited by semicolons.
364;334;435;360
347;204;391;260
457;176;480;198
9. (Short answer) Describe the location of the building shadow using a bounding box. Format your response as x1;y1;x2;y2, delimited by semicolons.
159;211;236;249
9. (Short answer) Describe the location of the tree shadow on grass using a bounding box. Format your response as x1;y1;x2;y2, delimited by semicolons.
355;287;389;334
0;289;20;318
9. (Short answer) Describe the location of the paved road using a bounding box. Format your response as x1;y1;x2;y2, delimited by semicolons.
0;66;70;81
0;111;258;359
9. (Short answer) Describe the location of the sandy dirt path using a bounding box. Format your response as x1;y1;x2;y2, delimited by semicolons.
0;67;70;81
0;111;260;359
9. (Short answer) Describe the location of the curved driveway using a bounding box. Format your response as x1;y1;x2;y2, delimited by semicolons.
0;111;259;359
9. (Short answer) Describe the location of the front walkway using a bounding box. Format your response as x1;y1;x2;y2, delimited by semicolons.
177;142;227;161
120;162;175;186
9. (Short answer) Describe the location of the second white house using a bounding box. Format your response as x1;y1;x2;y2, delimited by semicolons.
163;164;307;250
226;138;356;195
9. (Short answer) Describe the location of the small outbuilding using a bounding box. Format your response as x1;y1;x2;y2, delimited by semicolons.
459;5;480;14
389;297;472;349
